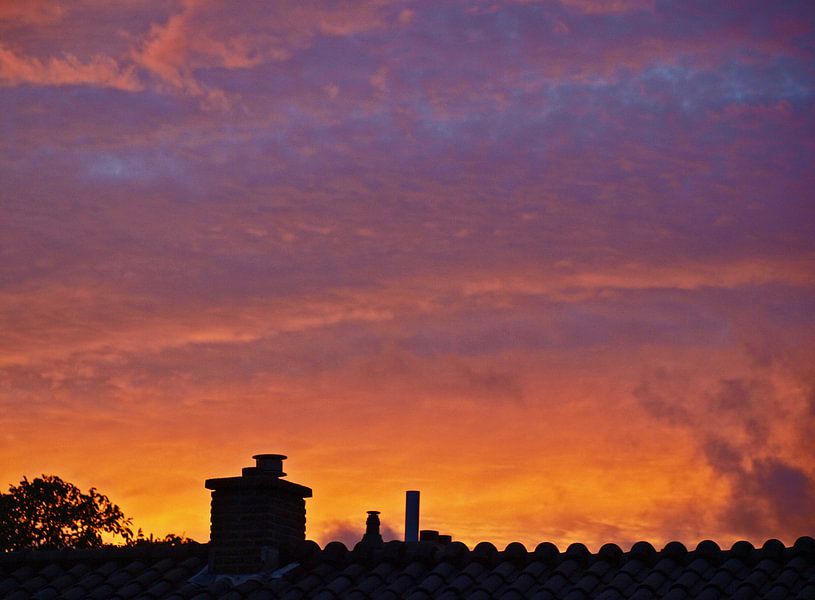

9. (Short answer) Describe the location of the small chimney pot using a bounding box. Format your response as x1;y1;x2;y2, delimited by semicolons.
366;510;381;535
360;510;383;547
253;453;287;476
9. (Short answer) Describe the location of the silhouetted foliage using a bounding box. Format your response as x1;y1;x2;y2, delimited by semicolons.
131;529;196;546
0;475;198;552
0;475;134;551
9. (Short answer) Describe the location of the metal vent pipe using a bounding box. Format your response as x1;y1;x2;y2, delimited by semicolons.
405;490;420;542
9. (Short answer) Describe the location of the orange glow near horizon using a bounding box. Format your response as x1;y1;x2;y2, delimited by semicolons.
2;334;811;549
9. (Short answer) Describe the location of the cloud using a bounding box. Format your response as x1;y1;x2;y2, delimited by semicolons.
635;371;815;540
0;1;65;25
633;378;693;427
705;444;815;537
752;460;815;531
351;346;526;404
318;521;400;547
133;0;389;100
0;44;141;90
458;258;815;298
556;0;654;14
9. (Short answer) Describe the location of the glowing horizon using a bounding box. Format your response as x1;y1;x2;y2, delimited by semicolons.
1;0;813;550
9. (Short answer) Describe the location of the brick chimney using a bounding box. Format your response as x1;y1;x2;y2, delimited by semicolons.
205;454;312;573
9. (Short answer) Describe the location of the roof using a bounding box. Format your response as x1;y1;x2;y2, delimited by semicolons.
1;536;813;599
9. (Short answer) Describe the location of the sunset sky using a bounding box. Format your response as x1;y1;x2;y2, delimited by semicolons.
1;0;814;551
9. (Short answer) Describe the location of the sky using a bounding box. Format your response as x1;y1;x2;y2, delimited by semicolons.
1;0;814;551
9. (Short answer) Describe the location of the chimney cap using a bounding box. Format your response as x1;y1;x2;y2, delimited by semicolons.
367;510;381;516
206;454;311;497
249;453;288;477
252;453;287;460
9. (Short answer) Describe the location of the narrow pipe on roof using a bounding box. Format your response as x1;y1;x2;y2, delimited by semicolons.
405;490;420;542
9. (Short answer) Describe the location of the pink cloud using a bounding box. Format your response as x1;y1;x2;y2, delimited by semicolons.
134;0;390;98
557;0;655;15
0;44;141;90
0;1;65;25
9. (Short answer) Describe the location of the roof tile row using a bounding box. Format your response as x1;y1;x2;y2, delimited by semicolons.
0;536;813;599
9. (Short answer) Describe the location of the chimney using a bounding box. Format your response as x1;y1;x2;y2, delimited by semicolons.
358;510;384;547
205;454;312;573
419;529;439;542
405;490;420;542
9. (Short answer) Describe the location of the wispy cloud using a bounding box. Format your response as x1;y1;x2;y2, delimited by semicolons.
133;0;390;103
0;44;141;90
0;1;65;26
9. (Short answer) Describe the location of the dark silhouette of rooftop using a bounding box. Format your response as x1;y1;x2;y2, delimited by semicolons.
1;535;814;598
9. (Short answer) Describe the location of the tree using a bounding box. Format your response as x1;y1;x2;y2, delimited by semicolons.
0;475;134;551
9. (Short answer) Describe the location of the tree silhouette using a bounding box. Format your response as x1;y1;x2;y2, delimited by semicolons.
131;529;195;546
0;475;133;551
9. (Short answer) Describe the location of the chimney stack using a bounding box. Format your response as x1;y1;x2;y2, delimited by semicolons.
405;490;420;542
205;454;312;573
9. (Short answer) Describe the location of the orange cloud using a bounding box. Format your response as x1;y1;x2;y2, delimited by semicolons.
456;256;815;300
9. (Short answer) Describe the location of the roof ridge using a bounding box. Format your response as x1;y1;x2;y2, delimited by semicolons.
286;535;815;570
